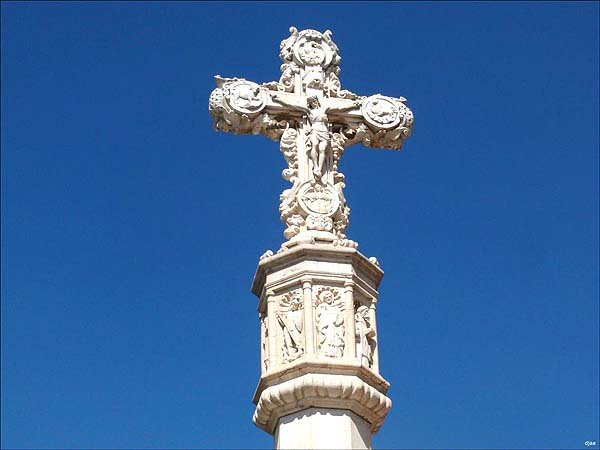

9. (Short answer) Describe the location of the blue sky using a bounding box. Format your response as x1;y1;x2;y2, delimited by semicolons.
1;2;598;449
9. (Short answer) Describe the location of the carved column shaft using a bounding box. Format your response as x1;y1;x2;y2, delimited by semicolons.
266;291;278;370
369;301;379;373
302;280;315;355
344;282;356;361
260;313;267;372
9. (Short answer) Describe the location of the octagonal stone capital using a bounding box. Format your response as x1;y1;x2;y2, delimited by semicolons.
253;373;391;434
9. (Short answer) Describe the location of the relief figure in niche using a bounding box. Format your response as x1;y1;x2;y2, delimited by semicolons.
316;289;344;358
277;293;304;363
355;305;376;368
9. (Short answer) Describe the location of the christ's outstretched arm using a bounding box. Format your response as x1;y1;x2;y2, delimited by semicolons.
271;94;309;114
325;100;362;114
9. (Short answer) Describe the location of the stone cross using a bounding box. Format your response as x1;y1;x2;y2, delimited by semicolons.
209;27;414;252
209;28;416;448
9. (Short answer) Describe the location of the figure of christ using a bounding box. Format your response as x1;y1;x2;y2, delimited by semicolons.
272;95;360;183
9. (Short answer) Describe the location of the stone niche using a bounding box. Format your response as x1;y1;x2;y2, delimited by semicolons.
251;243;391;437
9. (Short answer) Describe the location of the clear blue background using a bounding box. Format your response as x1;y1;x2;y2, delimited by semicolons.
2;2;598;449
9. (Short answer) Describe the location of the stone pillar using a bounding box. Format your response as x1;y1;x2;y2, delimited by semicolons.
275;408;371;450
252;245;391;449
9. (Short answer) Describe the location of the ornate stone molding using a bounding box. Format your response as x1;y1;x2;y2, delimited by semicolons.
253;373;392;434
254;359;390;398
251;242;391;437
252;243;384;301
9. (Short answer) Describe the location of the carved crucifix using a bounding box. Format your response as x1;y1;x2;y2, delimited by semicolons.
209;27;414;252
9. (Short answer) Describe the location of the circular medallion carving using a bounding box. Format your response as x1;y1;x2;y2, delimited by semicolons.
227;80;268;114
297;41;326;65
297;182;340;217
293;35;333;68
362;95;401;129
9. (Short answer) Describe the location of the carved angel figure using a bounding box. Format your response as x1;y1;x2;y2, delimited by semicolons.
277;294;304;363
316;290;345;358
355;305;376;368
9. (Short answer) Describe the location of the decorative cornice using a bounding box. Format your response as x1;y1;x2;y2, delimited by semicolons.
252;243;383;297
253;373;391;434
253;359;390;403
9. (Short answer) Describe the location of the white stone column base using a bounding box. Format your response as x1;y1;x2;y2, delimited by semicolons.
275;407;371;450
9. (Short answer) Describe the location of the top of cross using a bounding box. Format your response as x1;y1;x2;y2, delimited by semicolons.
209;27;414;252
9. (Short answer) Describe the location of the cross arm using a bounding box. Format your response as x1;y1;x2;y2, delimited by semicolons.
209;76;299;141
325;99;362;114
209;27;416;250
270;94;309;114
325;95;414;150
209;75;414;150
